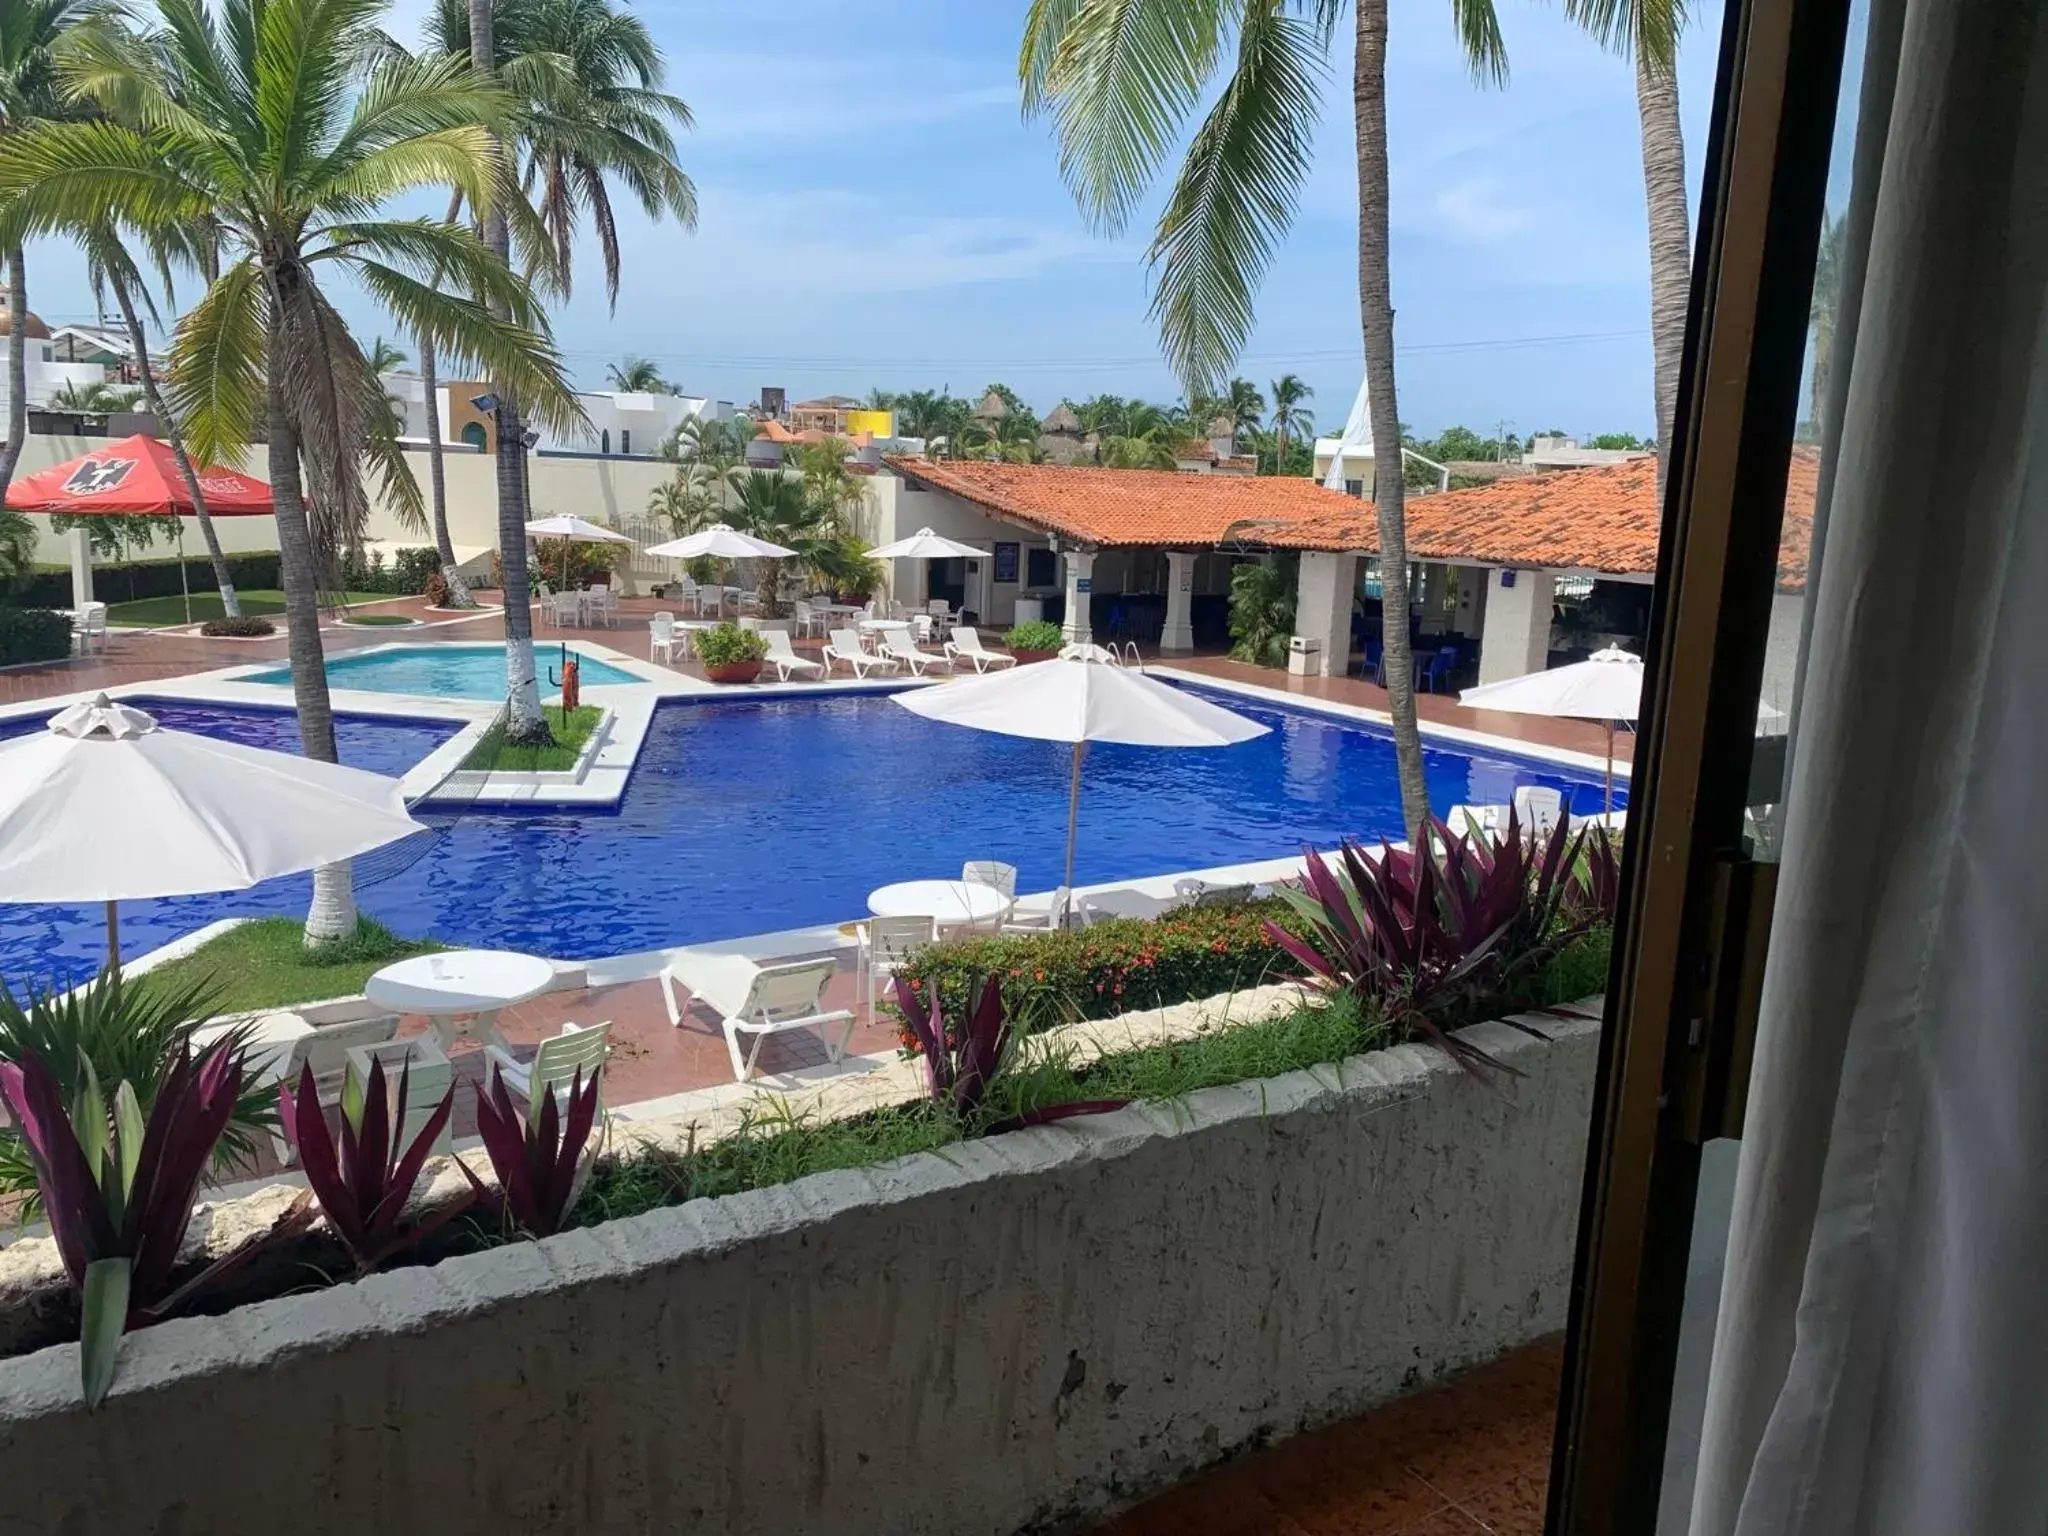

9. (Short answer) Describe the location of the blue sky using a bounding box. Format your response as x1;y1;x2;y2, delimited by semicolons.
27;0;1729;439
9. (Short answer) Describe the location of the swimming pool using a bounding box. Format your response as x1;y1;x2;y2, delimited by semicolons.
0;687;1623;991
245;643;643;700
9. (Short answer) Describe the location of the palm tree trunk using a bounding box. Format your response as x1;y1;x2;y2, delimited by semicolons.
471;0;550;745
416;334;474;607
110;271;242;619
1636;48;1691;500
1355;0;1429;841
267;350;356;944
0;249;28;499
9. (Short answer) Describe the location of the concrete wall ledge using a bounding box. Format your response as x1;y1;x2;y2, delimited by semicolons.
0;1008;1601;1536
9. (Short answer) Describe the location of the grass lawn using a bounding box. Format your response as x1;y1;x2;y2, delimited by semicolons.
105;590;394;627
461;705;604;772
339;613;418;626
139;916;444;1014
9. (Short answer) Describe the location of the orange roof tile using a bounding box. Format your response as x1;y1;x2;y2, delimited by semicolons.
885;456;1365;548
750;418;798;444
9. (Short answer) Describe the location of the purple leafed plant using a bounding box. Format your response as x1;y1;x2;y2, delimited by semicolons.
1560;824;1623;926
462;1065;602;1237
0;1042;311;1407
279;1056;475;1276
1266;810;1591;1078
893;975;1126;1128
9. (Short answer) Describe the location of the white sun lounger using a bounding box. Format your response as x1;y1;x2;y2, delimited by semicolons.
762;629;826;681
660;953;856;1082
944;627;1017;673
880;630;954;675
824;628;896;679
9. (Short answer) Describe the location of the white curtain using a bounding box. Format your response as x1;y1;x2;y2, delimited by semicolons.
1688;2;2048;1533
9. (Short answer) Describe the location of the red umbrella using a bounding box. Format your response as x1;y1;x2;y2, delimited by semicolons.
5;434;277;515
7;435;278;624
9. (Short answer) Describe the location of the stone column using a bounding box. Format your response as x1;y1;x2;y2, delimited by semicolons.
1159;549;1197;653
68;526;94;607
1477;567;1556;683
1061;549;1095;645
1293;550;1359;677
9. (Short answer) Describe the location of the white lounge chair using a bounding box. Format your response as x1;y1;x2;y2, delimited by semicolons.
762;629;825;681
484;1020;611;1118
857;915;934;1030
660;954;857;1082
649;611;683;665
944;627;1017;673
824;628;896;679
961;860;1018;897
880;630;954;675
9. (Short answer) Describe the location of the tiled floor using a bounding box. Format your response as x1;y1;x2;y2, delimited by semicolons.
1095;1339;1563;1536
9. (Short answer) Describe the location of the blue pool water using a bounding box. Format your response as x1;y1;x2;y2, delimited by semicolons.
0;688;1622;992
244;643;642;699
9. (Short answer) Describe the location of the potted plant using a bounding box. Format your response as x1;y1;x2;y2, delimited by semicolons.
694;622;769;684
1004;619;1063;663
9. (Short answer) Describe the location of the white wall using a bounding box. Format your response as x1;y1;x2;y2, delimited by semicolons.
0;1014;1598;1535
1760;588;1805;724
1478;567;1557;684
871;475;1058;627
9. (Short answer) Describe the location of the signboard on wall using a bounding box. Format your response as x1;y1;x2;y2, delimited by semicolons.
994;542;1019;583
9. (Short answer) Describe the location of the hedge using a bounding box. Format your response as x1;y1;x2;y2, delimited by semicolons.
340;546;439;596
895;898;1311;1039
22;551;283;608
0;606;75;666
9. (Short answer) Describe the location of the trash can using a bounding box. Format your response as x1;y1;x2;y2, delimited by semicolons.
1287;634;1321;676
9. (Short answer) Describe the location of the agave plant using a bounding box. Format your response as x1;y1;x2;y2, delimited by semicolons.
0;968;277;1206
463;1066;602;1238
0;1042;309;1406
279;1057;474;1277
893;975;1126;1128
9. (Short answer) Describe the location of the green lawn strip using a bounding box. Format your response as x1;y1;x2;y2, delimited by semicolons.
460;705;604;773
339;613;417;627
105;590;394;627
137;917;445;1015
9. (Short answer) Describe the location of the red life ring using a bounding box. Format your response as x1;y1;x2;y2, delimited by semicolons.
561;656;581;712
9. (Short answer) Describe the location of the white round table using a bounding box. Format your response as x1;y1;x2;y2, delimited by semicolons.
867;879;1012;927
364;949;557;1052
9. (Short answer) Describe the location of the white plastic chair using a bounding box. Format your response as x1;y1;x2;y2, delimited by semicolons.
763;629;825;681
880;630;954;675
913;613;937;644
1513;786;1565;839
961;860;1019;898
824;628;896;678
858;915;935;1030
484;1020;611;1118
660;954;856;1082
793;601;824;639
649;611;683;665
342;1036;455;1157
1002;886;1086;932
944;628;1017;673
674;578;701;616
586;587;618;628
73;603;109;653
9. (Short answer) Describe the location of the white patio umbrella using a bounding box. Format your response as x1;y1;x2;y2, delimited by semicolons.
865;526;983;560
894;654;1267;896
641;524;796;620
524;515;636;593
0;695;427;967
1458;645;1791;816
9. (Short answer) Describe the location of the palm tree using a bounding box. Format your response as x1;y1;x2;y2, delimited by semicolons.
1808;209;1843;435
1;0;579;943
1269;373;1314;466
1020;0;1513;838
1223;376;1266;436
1095;434;1177;470
367;336;409;374
79;219;246;616
726;468;831;614
1573;0;1689;489
0;506;33;587
0;0;95;501
44;377;141;412
435;0;694;743
606;354;665;392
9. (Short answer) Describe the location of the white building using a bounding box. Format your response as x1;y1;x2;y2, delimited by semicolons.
0;303;116;432
379;374;734;459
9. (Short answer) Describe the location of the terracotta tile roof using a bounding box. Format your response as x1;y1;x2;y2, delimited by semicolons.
884;456;1366;548
885;450;1820;591
1261;449;1820;593
750;418;798;444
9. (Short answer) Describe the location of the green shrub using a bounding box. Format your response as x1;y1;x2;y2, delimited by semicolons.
339;545;440;596
199;615;276;637
21;550;282;608
1004;619;1063;652
694;622;768;665
1227;559;1296;667
0;605;73;665
897;899;1311;1038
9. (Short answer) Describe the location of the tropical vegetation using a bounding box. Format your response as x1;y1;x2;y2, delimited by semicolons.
1226;559;1296;667
43;378;141;413
606;354;667;392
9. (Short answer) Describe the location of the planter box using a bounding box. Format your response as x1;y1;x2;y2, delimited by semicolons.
702;659;764;684
1009;647;1058;664
0;1006;1601;1535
